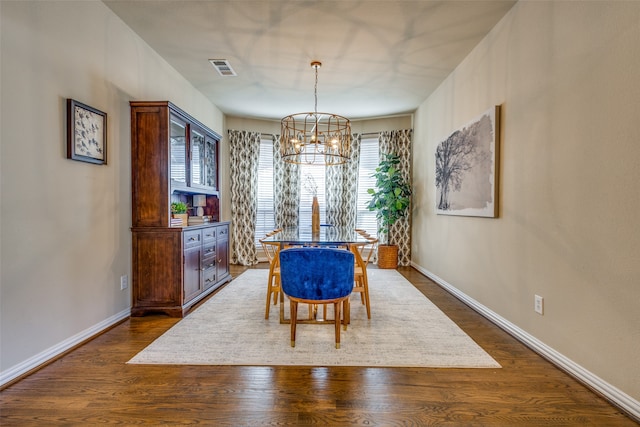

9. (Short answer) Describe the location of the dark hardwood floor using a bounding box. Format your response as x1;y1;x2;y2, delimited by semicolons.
1;265;637;426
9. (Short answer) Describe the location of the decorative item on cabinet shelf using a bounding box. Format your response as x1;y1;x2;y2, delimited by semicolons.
188;215;212;225
171;201;189;227
193;194;207;216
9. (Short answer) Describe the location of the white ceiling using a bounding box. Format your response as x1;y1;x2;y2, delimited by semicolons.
103;0;516;121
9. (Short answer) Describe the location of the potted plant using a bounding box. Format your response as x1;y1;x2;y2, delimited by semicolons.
171;201;189;226
366;153;411;268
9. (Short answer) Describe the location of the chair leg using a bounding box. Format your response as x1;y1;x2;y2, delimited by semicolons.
290;300;298;347
265;273;274;320
353;275;371;319
334;301;341;349
343;299;350;330
362;274;371;319
265;293;271;320
354;276;365;304
273;276;280;305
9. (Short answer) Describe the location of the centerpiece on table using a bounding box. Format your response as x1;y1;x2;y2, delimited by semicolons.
366;153;412;268
304;174;320;234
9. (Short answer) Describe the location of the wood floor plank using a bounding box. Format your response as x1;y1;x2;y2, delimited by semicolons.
0;265;637;426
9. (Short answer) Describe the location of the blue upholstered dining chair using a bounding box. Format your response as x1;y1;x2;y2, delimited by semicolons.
279;247;354;349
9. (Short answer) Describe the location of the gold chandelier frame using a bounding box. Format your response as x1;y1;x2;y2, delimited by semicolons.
280;61;351;166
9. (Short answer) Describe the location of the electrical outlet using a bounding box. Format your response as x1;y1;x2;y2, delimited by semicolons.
120;275;129;290
534;294;544;315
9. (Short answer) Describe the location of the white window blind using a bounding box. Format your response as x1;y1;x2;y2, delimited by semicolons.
355;137;379;237
169;119;187;183
255;137;275;244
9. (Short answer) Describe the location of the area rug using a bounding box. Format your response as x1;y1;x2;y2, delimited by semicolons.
127;269;500;368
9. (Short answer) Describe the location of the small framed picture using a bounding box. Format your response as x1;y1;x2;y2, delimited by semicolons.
67;99;107;165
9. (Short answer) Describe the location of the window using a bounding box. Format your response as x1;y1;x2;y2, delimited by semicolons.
355;137;379;238
255;135;380;247
255;137;275;245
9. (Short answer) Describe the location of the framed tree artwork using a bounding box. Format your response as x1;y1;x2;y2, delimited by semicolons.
67;99;107;165
435;105;500;217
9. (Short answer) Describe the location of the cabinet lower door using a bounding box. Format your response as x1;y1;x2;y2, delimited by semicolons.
216;237;229;279
183;246;202;303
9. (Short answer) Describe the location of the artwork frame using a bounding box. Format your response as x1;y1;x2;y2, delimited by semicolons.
67;99;107;165
435;105;500;218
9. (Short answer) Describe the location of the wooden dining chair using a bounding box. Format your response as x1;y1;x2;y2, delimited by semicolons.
259;229;283;319
351;235;378;319
279;247;354;349
355;228;371;238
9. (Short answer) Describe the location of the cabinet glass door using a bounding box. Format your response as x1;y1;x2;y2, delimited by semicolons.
204;135;217;189
190;128;206;187
190;127;217;190
170;116;187;185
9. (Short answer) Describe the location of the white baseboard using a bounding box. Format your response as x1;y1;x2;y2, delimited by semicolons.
411;262;640;422
0;308;130;388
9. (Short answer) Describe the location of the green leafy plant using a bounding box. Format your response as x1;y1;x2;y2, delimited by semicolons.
366;153;411;244
171;201;188;214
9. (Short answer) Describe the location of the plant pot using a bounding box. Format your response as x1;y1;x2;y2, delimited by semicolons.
377;244;398;269
173;213;188;226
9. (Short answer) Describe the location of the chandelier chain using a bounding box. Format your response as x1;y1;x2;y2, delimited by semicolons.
314;65;318;115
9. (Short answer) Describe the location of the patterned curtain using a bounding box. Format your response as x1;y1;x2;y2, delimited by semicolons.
228;130;260;266
379;129;413;266
272;134;300;228
326;133;361;228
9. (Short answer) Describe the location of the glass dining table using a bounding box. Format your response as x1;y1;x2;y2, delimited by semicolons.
262;226;370;324
261;225;370;249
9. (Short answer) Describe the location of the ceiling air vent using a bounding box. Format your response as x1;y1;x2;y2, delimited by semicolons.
209;59;237;77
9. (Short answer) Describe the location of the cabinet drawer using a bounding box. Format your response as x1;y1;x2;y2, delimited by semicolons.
217;225;229;239
183;230;201;249
201;255;216;272
203;265;216;290
202;242;216;259
202;227;216;243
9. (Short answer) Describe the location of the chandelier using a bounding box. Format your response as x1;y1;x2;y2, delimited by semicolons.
281;61;351;165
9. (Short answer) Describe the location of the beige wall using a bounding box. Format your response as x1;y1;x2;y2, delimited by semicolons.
412;1;640;401
0;1;223;375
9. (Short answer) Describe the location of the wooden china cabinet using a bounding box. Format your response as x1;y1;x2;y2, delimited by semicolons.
130;101;231;317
